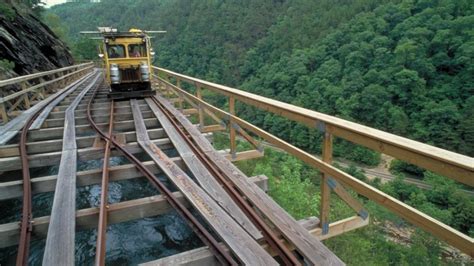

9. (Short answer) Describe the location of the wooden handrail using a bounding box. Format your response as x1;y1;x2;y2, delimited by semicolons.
0;66;94;104
0;62;93;88
0;63;94;124
154;74;474;257
153;66;474;187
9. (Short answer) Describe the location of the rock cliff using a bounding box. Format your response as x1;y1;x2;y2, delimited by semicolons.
0;4;74;79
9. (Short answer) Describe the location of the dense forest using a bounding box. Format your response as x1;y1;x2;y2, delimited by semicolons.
213;134;473;265
45;0;473;264
48;0;473;163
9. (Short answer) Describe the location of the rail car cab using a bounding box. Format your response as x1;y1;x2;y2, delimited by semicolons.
98;28;156;99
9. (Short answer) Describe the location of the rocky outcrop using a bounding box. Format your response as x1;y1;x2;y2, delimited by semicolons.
0;4;74;78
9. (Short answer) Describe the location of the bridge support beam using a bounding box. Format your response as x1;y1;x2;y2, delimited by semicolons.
0;175;268;248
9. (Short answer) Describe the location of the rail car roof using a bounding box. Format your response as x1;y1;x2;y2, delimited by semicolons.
102;32;148;38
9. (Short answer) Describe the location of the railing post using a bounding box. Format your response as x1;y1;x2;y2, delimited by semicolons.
229;96;236;158
0;102;8;124
320;129;333;235
177;79;183;110
196;84;204;130
21;82;30;109
164;76;172;97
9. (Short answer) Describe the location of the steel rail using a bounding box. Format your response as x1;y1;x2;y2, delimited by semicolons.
150;96;302;265
16;72;97;266
95;100;115;265
85;88;236;265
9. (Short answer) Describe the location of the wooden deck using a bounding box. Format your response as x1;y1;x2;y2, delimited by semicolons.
131;99;279;265
154;94;344;265
1;63;470;264
42;71;101;265
145;97;262;239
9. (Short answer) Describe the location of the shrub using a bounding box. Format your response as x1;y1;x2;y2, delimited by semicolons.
0;60;15;71
0;3;15;21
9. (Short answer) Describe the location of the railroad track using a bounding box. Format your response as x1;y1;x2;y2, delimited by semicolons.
86;89;236;265
11;71;341;265
149;96;301;265
16;71;97;265
86;93;297;264
85;92;320;264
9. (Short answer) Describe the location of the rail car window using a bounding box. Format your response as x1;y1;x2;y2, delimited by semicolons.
128;44;146;58
107;45;125;58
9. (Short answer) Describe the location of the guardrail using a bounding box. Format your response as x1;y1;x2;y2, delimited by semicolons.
153;66;473;256
0;62;94;124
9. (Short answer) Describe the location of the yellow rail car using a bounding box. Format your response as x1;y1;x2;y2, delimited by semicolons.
97;28;156;99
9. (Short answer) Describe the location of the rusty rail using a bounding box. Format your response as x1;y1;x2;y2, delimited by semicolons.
15;72;94;265
86;87;236;265
95;100;114;265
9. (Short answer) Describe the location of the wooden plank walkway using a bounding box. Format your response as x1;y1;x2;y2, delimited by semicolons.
154;94;344;265
42;72;101;265
130;99;277;265
0;72;95;145
144;97;262;239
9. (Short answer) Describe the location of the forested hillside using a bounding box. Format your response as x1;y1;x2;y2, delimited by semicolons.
241;0;474;159
49;0;473;160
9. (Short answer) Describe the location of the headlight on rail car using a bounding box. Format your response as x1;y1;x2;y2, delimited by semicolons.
110;64;120;84
140;62;150;82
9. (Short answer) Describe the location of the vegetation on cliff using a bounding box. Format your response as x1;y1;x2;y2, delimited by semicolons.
0;1;73;77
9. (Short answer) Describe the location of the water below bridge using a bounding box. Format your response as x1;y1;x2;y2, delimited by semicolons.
0;151;205;265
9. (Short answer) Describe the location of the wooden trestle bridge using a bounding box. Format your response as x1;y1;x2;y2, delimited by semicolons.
0;63;472;265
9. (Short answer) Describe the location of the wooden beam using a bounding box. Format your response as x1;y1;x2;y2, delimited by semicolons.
29;71;96;129
156;80;224;127
310;215;369;241
0;102;8;124
177;79;183;109
1;187;323;251
47;103;149;119
229;96;236;157
0;137;175;171
200;124;226;133
320;132;332;234
145;98;262;239
153;79;474;256
0;72;95;145
153;67;473;187
0;192;189;248
196;85;204;130
139;216;368;266
26;118;158;142
41;110;154;129
248;175;269;192
182;108;198;115
0;62;93;88
153;94;343;265
0;128;165;158
0;160;268;201
0;158;177;200
0;66;94;104
43;72;100;265
131;101;278;265
223;149;264;162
